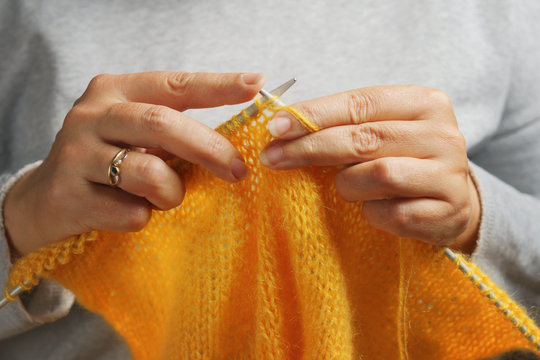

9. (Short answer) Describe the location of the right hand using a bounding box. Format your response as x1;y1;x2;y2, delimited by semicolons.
4;71;265;257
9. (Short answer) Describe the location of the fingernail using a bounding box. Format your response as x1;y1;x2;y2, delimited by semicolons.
242;73;264;85
267;117;291;137
260;144;283;166
231;158;249;180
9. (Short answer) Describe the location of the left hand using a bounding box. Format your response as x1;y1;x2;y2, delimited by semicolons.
259;85;480;253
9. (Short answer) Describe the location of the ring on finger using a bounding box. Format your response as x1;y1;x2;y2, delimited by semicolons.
108;148;130;187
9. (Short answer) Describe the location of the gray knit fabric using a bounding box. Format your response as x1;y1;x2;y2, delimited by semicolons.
1;1;539;358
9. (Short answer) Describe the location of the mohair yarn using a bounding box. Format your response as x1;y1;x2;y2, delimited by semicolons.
6;99;540;359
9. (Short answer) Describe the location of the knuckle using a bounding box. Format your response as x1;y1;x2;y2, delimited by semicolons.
138;157;168;192
166;71;194;96
300;136;318;162
78;73;115;107
65;106;82;124
72;95;84;107
430;234;453;247
350;125;381;159
203;133;229;161
141;105;173;134
52;127;67;145
64;104;91;127
371;159;401;186
87;73;111;92
346;90;379;124
105;101;126;120
430;205;470;246
452;199;472;234
124;204;152;231
161;189;186;211
440;126;466;150
335;173;356;202
389;204;413;230
456;207;472;234
160;198;182;211
294;103;322;129
425;88;453;108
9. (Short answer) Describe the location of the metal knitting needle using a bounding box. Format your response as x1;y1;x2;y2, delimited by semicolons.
0;282;31;309
234;77;296;123
265;77;296;101
259;88;286;107
443;247;540;349
0;79;298;309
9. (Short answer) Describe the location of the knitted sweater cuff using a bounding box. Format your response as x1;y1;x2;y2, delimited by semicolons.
0;161;74;339
469;161;507;285
468;161;540;311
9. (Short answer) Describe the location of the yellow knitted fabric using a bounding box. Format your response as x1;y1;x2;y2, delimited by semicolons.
6;99;540;359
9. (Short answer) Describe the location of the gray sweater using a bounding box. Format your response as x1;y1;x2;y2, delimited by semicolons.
1;1;539;358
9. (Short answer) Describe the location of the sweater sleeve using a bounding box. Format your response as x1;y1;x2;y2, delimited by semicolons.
469;1;540;320
0;162;75;339
470;163;540;319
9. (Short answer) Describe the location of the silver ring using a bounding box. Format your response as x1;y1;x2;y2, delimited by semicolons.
108;148;130;187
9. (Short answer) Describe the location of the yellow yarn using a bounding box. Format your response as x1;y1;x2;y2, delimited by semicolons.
275;105;320;133
5;97;540;359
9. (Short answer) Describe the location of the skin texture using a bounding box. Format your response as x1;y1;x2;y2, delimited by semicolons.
4;71;265;257
261;85;480;253
5;80;479;258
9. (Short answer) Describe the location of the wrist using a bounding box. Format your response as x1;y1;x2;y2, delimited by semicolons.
2;163;42;258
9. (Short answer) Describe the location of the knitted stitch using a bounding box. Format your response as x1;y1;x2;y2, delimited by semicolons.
5;99;540;359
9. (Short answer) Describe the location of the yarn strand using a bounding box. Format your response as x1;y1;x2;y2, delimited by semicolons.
444;247;540;350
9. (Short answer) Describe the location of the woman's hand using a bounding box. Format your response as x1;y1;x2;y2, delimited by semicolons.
4;71;264;257
260;85;480;253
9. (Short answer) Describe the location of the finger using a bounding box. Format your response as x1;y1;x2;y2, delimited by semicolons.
260;121;451;169
85;144;185;210
267;85;455;140
96;102;248;182
135;147;176;162
74;183;153;234
335;158;450;202
87;71;265;112
362;197;467;246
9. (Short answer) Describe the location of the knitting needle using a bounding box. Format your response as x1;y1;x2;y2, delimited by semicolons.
216;78;296;134
266;77;296;99
0;79;298;309
444;247;540;349
235;78;296;122
0;282;31;309
259;88;286;107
